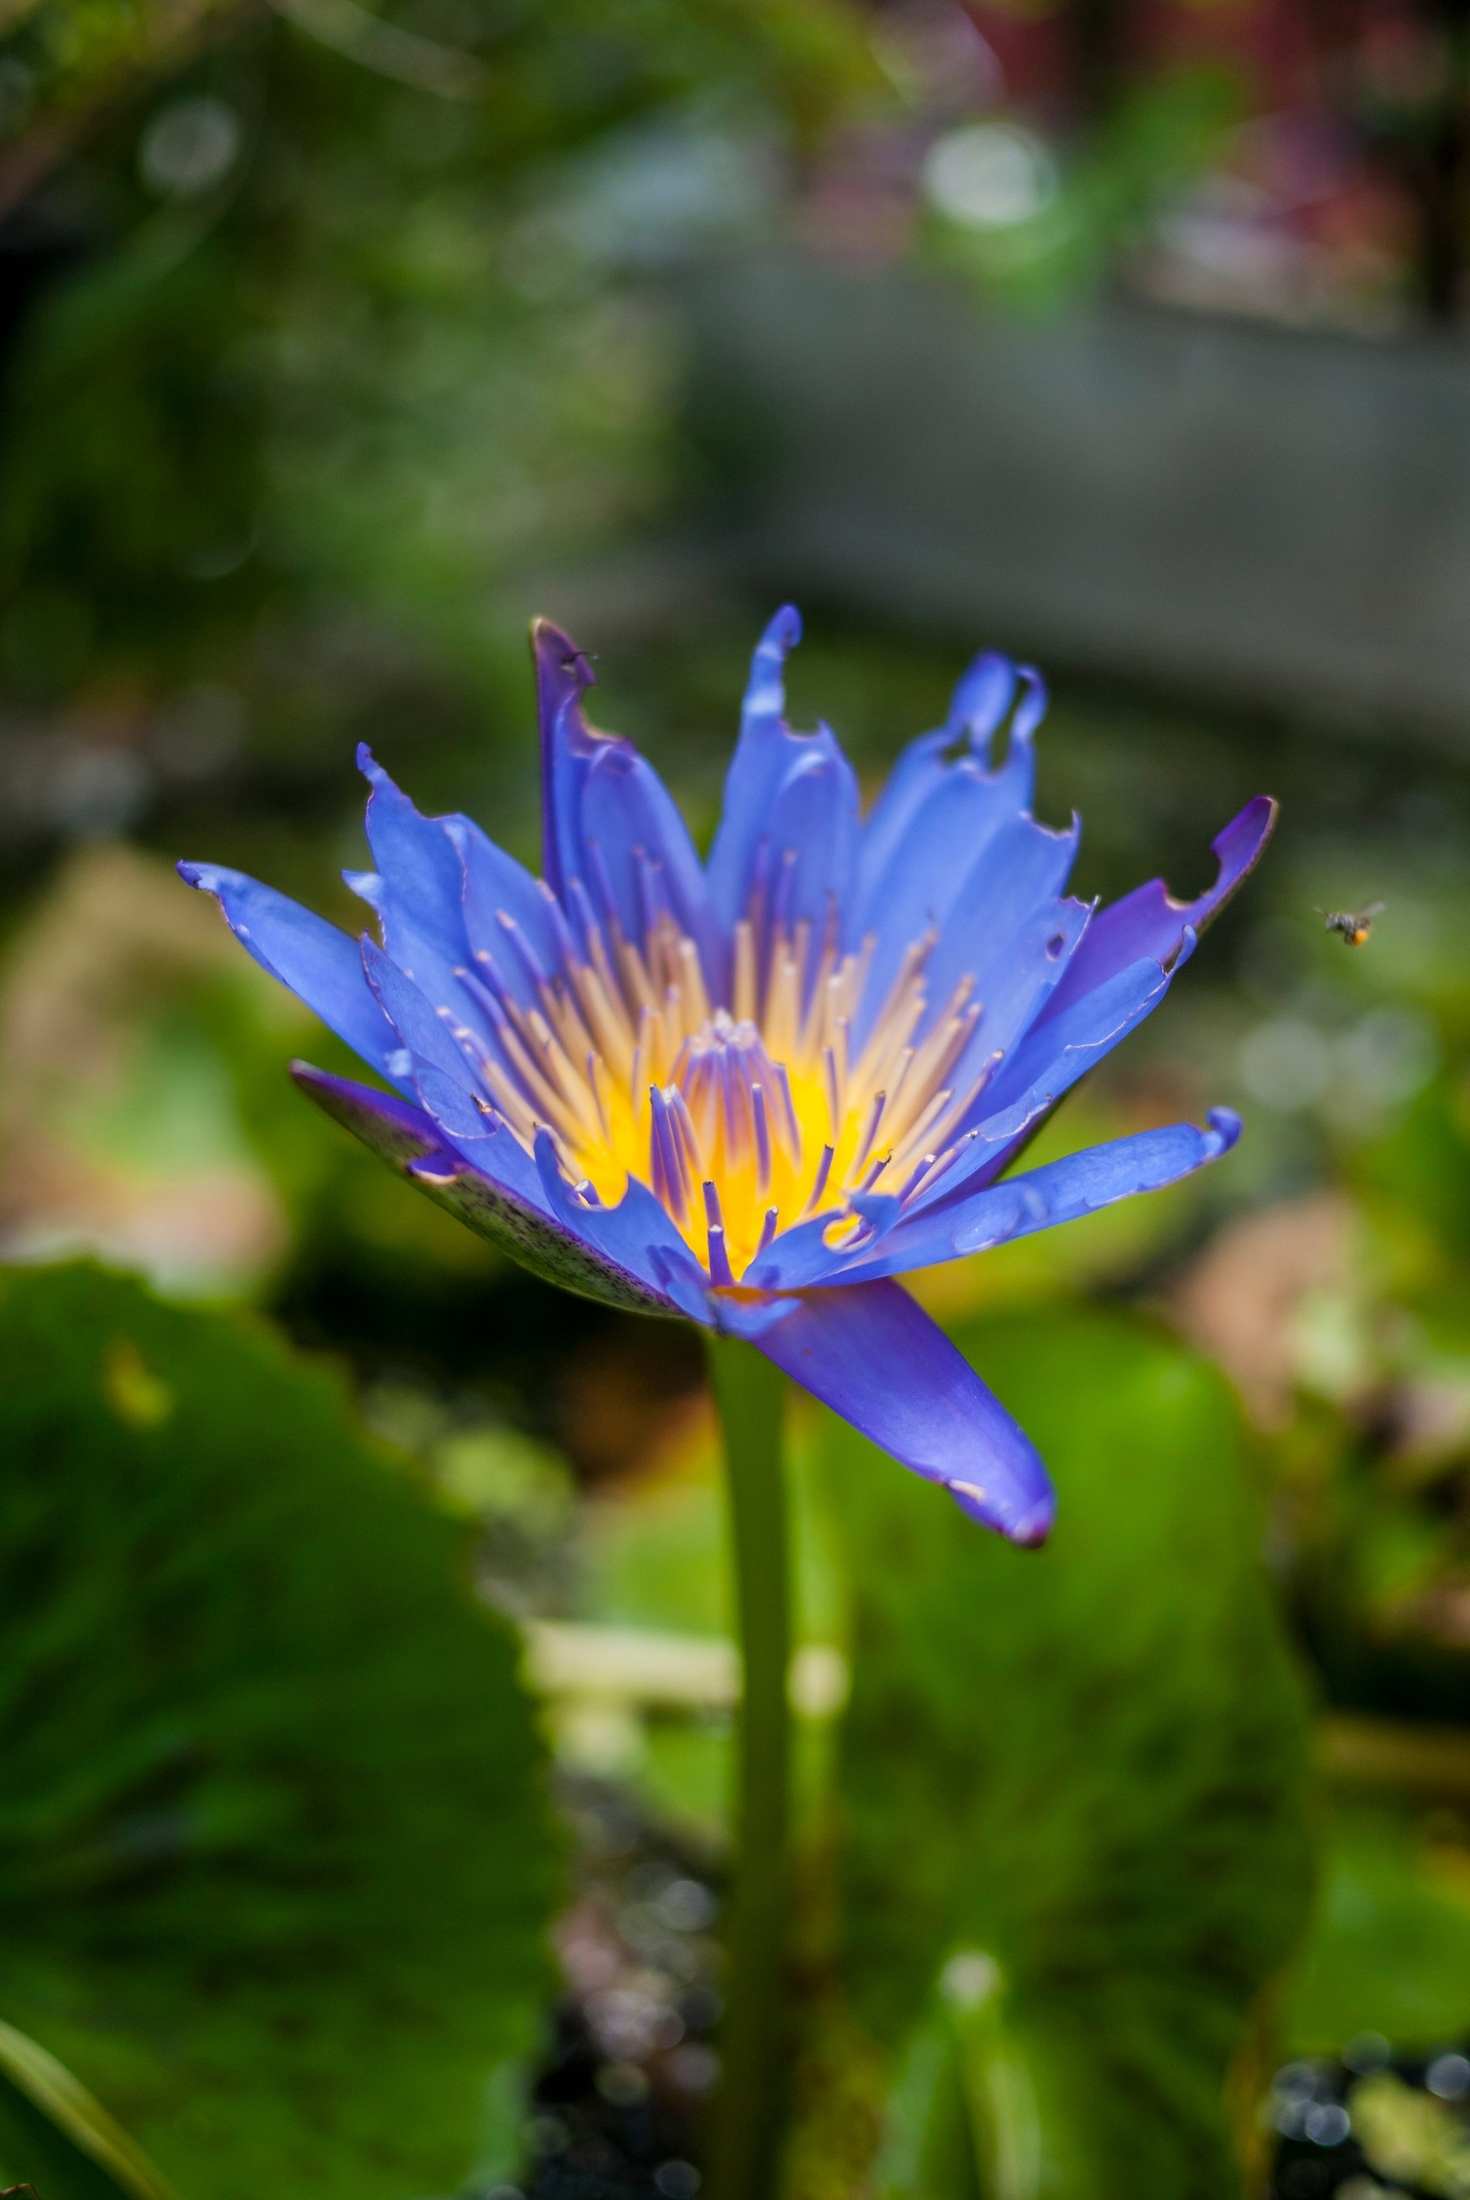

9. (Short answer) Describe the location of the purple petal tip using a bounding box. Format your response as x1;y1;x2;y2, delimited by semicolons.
1206;1105;1243;1151
531;615;596;694
948;651;1014;736
1206;794;1278;894
1010;1498;1054;1548
944;1473;1055;1546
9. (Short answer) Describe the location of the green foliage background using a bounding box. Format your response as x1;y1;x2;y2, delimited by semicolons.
2;1;1469;2195
0;1264;557;2200
827;1308;1313;2198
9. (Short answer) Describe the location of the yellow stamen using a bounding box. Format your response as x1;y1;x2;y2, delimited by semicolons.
455;897;991;1280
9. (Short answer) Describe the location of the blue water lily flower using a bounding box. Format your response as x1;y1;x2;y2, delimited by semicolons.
180;611;1273;1546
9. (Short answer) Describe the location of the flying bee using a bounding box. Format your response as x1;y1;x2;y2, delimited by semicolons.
1318;900;1384;948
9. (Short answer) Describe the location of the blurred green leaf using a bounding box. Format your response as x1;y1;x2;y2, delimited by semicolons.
874;1961;1039;2200
582;1449;732;1643
580;1414;842;1647
1;0;880;728
0;1262;557;2200
1350;1071;1470;1287
0;2018;178;2200
1286;1804;1470;2054
573;1418;843;1835
824;1306;1313;2200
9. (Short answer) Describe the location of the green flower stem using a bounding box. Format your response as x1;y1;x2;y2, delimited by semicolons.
705;1333;793;2200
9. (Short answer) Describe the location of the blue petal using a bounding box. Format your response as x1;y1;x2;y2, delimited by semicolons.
530;618;713;963
918;824;1082;1018
975;939;1187;1126
858;813;1081;1059
293;1056;532;1210
532;616;597;899
745;1211;852;1293
447;815;566;998
853;695;1063;1030
859;654;1042;891
900;892;1092;1131
835;1110;1242;1282
359;932;555;1150
937;894;1094;1100
743;1191;905;1293
178;862;403;1086
360;936;491;1142
648;1245;725;1326
358;747;484;1027
904;945;1194;1213
577;737;715;955
751;1280;1054;1544
289;1062;457;1166
706;1289;804;1340
531;1128;717;1316
705;607;862;948
290;1064;682;1317
342;867;384;912
1044;796;1276;1021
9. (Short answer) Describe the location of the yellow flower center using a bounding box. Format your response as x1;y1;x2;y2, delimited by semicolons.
455;905;986;1280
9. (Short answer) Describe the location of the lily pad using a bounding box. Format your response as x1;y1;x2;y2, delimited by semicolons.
0;1263;556;2200
824;1305;1313;2200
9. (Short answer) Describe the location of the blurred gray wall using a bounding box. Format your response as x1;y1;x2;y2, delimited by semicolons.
686;256;1470;748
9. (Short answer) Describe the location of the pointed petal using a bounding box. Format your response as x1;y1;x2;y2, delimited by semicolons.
759;734;861;942
178;862;403;1086
578;737;714;952
705;607;861;944
751;1279;1054;1544
530;618;712;962
860;654;1043;888
447;816;565;996
357;747;488;1029
358;746;466;944
855;742;1064;1038
835;1109;1241;1281
905;945;1194;1212
532;616;598;900
1045;796;1276;1019
707;612;806;934
855;809;1080;1057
